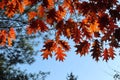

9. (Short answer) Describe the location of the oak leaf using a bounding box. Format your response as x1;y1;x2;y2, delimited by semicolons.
41;40;55;59
37;5;44;18
28;11;37;21
75;41;90;56
55;47;66;61
90;40;102;61
0;30;7;46
43;0;54;8
58;40;70;51
108;47;116;59
103;48;109;62
9;27;16;39
89;20;99;34
18;2;24;13
41;49;52;59
8;27;16;46
27;19;48;34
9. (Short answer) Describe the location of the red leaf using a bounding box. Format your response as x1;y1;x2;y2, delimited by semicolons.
103;48;109;62
108;47;116;59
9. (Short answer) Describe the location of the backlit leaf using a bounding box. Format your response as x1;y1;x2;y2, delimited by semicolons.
75;41;90;56
90;40;102;61
103;48;109;62
37;5;44;18
28;11;37;21
55;47;66;61
108;47;116;59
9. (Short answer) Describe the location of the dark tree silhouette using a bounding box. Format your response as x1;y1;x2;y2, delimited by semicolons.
66;73;77;80
0;53;50;80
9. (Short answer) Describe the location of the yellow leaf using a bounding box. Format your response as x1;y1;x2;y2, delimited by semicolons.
89;20;99;33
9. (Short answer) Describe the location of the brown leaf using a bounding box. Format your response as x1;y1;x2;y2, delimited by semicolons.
27;19;48;34
90;40;102;61
58;40;70;51
75;41;90;56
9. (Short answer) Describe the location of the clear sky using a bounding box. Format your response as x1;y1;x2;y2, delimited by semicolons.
19;39;120;80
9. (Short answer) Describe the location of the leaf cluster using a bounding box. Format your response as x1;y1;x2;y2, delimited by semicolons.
0;0;120;61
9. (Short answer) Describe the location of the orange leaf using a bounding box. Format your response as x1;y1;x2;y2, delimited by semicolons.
89;20;99;34
0;30;7;46
48;0;54;8
8;37;12;46
9;27;16;39
66;28;71;38
62;0;71;8
0;0;7;9
41;49;52;59
41;40;56;59
55;47;66;61
37;5;44;17
28;11;37;21
56;6;67;21
18;2;24;13
23;0;30;6
43;0;54;8
7;27;16;46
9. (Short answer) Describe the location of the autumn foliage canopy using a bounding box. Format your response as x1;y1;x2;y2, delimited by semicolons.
0;0;120;62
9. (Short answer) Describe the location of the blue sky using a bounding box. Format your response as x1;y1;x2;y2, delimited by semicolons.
19;39;120;80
